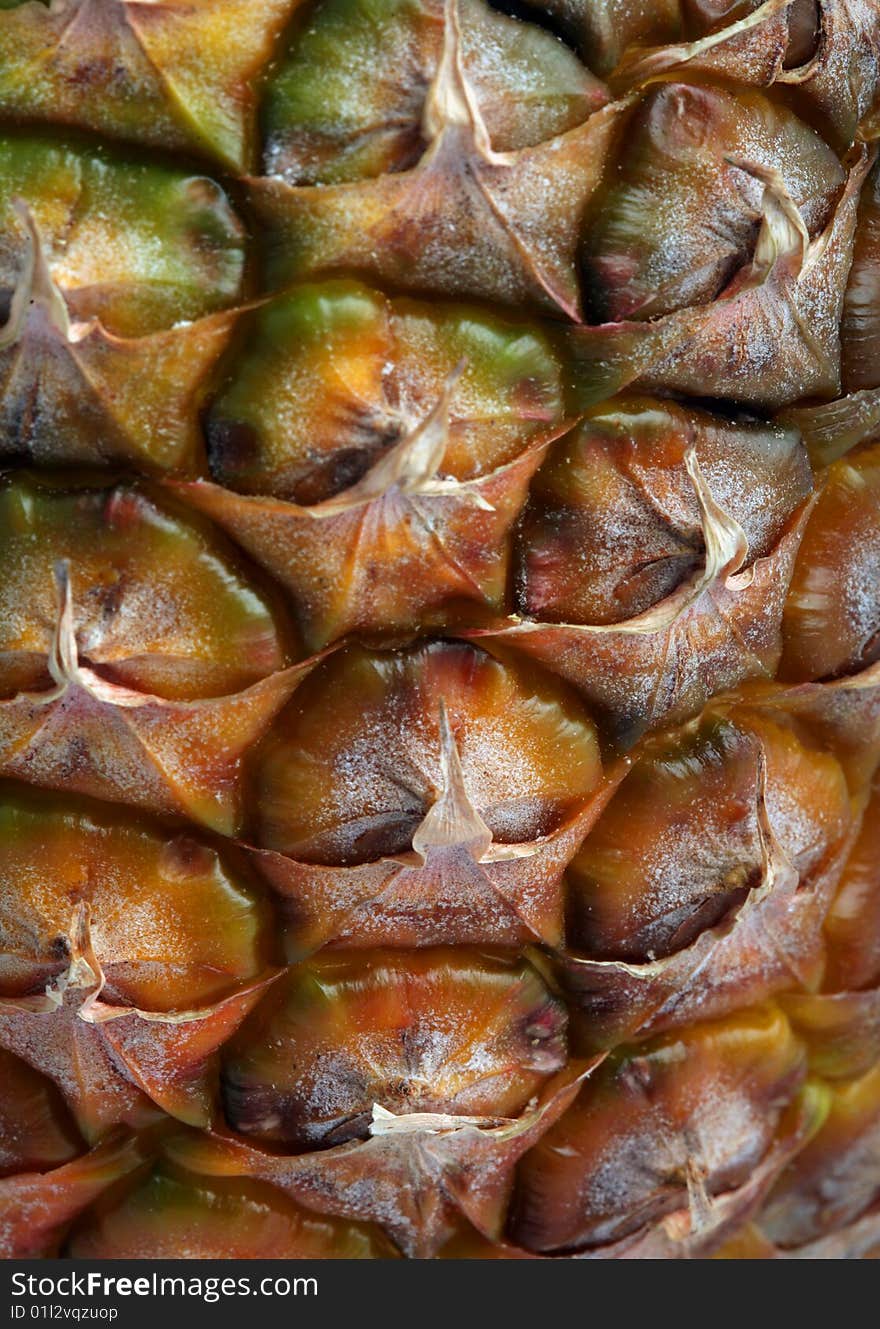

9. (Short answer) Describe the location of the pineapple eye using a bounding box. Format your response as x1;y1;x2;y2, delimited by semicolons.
65;1162;397;1260
581;82;843;324
184;280;567;650
251;639;601;864
0;134;245;337
205;279;564;503
221;948;567;1148
249;0;628;318
0;789;274;1011
0;474;294;702
568;717;763;962
566;709;851;964
510;1004;808;1254
262;0;605;186
515;395;812;627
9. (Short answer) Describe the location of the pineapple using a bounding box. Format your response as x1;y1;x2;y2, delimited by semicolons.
0;0;879;1262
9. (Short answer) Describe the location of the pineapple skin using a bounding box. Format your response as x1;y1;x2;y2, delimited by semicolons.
0;0;878;1261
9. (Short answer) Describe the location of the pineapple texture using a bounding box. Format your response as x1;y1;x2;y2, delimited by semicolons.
0;0;879;1261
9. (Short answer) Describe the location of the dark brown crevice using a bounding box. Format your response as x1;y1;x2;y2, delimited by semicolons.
487;1;578;51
